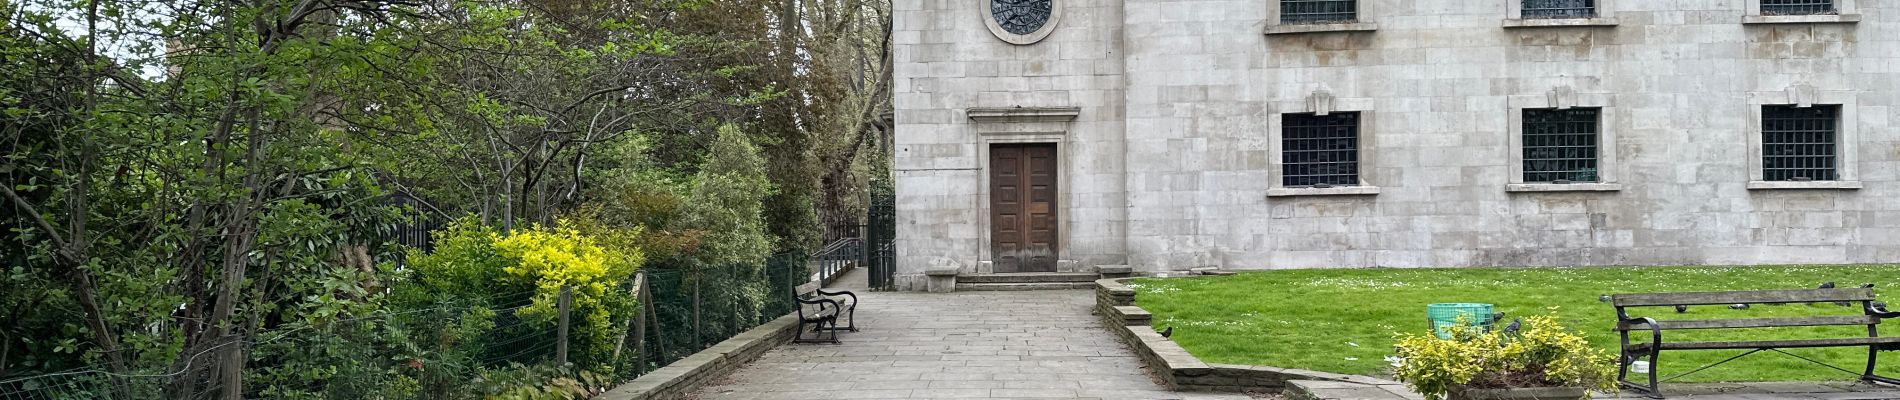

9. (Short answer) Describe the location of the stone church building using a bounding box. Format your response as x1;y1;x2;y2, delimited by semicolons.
890;0;1900;290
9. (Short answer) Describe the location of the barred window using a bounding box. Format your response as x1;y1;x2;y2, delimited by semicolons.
1522;0;1595;19
1282;0;1357;24
1282;112;1361;187
1760;0;1836;15
1761;105;1839;182
1522;108;1601;183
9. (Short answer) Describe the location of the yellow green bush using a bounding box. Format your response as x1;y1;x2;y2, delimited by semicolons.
491;222;645;356
1392;312;1617;400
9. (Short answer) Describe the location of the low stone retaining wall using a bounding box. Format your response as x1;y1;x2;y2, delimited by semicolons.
1094;278;1136;311
595;313;800;400
1098;277;1401;393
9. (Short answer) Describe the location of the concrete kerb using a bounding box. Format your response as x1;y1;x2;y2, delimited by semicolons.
595;313;801;400
1095;277;1403;393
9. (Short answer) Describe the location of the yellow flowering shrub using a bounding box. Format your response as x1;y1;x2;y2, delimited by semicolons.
1392;312;1616;400
490;221;644;356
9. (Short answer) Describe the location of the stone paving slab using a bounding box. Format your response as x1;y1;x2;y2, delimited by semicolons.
1599;382;1900;399
687;270;1900;400
1293;380;1900;400
686;271;1263;400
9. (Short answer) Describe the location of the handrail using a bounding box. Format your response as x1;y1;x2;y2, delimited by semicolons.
810;238;864;286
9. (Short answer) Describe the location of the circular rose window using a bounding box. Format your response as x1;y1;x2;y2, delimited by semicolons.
984;0;1060;45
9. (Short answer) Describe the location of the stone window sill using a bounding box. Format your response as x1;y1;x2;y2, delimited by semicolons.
1747;180;1863;190
1505;183;1623;193
1264;22;1379;35
1267;185;1381;197
1742;14;1861;25
1503;18;1620;28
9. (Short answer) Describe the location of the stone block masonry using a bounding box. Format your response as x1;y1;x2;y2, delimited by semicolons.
594;314;799;400
893;0;1900;287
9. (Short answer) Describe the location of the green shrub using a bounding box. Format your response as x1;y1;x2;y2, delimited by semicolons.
1392;313;1617;400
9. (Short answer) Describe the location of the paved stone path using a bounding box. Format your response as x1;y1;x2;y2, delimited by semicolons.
692;268;1900;400
687;269;1260;400
1600;382;1900;400
1298;379;1900;400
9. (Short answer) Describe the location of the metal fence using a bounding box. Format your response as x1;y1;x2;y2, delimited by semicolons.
625;253;806;375
810;239;861;287
0;252;811;400
865;191;896;291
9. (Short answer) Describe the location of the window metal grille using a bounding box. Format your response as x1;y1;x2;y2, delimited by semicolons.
1761;105;1839;181
1760;0;1836;15
1281;0;1357;24
1522;108;1601;183
1522;0;1595;19
1282;112;1360;187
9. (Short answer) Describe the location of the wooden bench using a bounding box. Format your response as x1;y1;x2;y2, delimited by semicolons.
1611;288;1900;397
792;282;857;344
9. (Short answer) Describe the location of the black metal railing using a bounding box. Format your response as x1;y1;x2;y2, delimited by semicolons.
1522;0;1595;18
865;191;896;290
1281;0;1357;24
1761;0;1835;15
810;238;862;286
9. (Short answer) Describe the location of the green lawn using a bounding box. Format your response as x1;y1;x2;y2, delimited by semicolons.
1129;265;1900;383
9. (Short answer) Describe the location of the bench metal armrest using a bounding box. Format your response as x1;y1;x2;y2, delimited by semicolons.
795;296;841;314
1872;310;1900;319
1623;316;1663;349
817;289;857;309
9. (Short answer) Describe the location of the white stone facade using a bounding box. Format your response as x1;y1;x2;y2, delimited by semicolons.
892;0;1900;290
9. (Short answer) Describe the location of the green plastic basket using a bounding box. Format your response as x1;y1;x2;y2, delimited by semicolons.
1427;303;1495;339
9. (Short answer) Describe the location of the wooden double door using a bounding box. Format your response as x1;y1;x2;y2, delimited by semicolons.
989;143;1059;273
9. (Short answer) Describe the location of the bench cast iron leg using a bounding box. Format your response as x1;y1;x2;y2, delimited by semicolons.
1618;351;1663;399
847;308;859;332
1869;348;1900;386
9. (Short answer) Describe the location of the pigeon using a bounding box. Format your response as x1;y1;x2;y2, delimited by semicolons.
1491;312;1506;324
1160;326;1174;338
1816;282;1853;306
1599;295;1612;303
1502;318;1523;334
1675;305;1689;313
1729;304;1750;310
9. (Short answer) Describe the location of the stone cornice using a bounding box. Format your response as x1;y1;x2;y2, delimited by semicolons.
966;107;1082;124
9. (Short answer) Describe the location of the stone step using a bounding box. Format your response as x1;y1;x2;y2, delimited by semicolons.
954;282;1097;291
957;272;1101;284
1284;380;1416;400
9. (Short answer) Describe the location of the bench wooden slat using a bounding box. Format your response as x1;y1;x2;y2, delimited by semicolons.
1612;288;1874;307
1618;316;1877;331
1629;336;1900;351
795;282;821;296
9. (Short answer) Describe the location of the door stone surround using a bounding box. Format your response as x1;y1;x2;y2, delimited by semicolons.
967;107;1079;275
